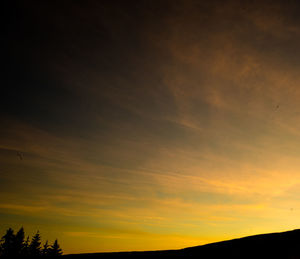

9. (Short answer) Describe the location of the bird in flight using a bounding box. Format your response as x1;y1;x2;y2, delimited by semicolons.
17;152;23;160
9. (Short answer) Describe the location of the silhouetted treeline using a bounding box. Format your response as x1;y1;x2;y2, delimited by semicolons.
0;227;62;257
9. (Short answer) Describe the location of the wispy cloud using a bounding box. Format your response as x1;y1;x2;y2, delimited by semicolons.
3;0;300;254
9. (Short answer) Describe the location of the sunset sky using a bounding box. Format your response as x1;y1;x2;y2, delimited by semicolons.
3;0;300;254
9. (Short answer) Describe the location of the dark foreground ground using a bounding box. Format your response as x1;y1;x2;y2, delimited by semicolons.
64;229;300;259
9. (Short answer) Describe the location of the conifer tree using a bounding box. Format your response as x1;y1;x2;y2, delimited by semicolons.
48;239;62;256
23;235;30;256
29;231;41;256
42;240;49;256
1;228;15;256
0;236;3;257
15;227;25;255
0;228;63;257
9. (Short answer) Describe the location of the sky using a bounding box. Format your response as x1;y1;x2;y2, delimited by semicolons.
3;0;300;254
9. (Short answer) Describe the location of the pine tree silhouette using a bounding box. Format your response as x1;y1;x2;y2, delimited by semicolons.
48;239;62;256
0;228;62;257
14;227;25;255
29;231;41;257
42;240;49;256
23;236;30;256
0;228;15;256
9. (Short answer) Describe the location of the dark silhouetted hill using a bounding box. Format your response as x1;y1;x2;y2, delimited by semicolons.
63;229;300;258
